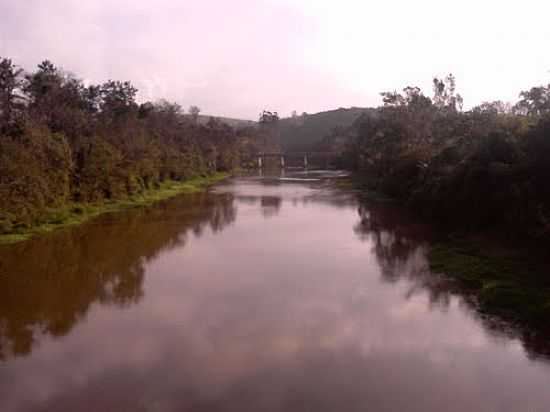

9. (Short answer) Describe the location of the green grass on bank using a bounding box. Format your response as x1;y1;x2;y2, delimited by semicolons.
343;170;550;332
0;173;229;245
428;241;550;329
331;175;396;202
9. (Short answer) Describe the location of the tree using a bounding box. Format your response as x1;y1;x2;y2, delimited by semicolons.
432;74;463;111
82;84;102;115
515;85;550;116
188;105;201;123
259;110;279;126
24;60;60;102
99;80;138;118
381;86;432;110
381;90;406;107
0;57;24;132
258;110;280;151
23;60;63;122
472;101;512;115
0;55;260;235
23;61;96;136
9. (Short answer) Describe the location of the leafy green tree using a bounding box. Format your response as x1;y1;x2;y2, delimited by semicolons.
516;85;550;116
0;125;73;228
24;60;62;117
0;57;24;133
23;61;98;137
0;55;264;233
99;80;138;118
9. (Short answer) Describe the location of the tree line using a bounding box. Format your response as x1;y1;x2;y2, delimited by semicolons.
0;57;270;233
320;74;550;240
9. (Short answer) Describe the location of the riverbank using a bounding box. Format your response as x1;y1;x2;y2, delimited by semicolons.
0;173;229;245
429;239;550;333
345;173;550;332
331;174;396;202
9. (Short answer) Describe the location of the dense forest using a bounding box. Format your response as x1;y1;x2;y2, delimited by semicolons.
304;75;550;241
0;57;274;235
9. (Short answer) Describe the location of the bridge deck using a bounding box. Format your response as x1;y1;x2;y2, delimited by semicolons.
258;152;338;157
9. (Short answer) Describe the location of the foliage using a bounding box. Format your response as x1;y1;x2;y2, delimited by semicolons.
0;56;264;237
0;173;229;244
429;242;550;328
257;110;281;152
0;125;73;229
326;75;550;240
0;57;24;134
516;84;550;116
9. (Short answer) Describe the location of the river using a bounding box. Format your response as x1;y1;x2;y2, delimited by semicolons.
1;172;549;412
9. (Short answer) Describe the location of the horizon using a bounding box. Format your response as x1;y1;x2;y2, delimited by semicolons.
1;0;549;120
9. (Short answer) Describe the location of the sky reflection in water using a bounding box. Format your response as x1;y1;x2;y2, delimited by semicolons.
0;174;549;412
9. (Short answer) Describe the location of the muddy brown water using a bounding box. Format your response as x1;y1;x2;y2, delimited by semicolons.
1;172;549;412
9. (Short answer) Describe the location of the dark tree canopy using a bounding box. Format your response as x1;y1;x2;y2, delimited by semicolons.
0;57;24;132
516;85;550;116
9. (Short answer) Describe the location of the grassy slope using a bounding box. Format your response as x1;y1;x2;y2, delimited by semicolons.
0;173;229;245
429;240;550;329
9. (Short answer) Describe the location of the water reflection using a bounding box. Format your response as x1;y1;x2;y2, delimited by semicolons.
354;201;449;300
260;196;282;218
1;176;550;412
0;193;236;360
354;199;550;362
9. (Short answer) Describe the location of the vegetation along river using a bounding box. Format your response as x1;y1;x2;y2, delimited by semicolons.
1;171;550;412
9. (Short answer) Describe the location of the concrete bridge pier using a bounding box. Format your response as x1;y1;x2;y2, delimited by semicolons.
280;155;285;169
304;154;308;169
258;156;263;169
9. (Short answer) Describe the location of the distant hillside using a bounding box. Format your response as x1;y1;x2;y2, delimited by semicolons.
189;107;372;151
279;107;371;152
195;114;257;128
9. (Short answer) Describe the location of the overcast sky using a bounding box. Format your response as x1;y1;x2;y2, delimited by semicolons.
1;0;549;119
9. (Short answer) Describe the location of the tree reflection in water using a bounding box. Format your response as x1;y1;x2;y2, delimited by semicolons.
260;196;282;218
0;192;236;360
354;199;550;362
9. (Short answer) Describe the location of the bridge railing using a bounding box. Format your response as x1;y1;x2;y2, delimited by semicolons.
255;152;339;169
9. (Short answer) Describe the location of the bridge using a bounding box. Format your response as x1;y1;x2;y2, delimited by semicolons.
256;152;338;169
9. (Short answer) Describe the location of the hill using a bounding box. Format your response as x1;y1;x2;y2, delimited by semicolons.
195;114;257;128
279;107;371;152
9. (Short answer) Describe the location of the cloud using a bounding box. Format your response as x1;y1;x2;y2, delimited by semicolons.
1;0;550;119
